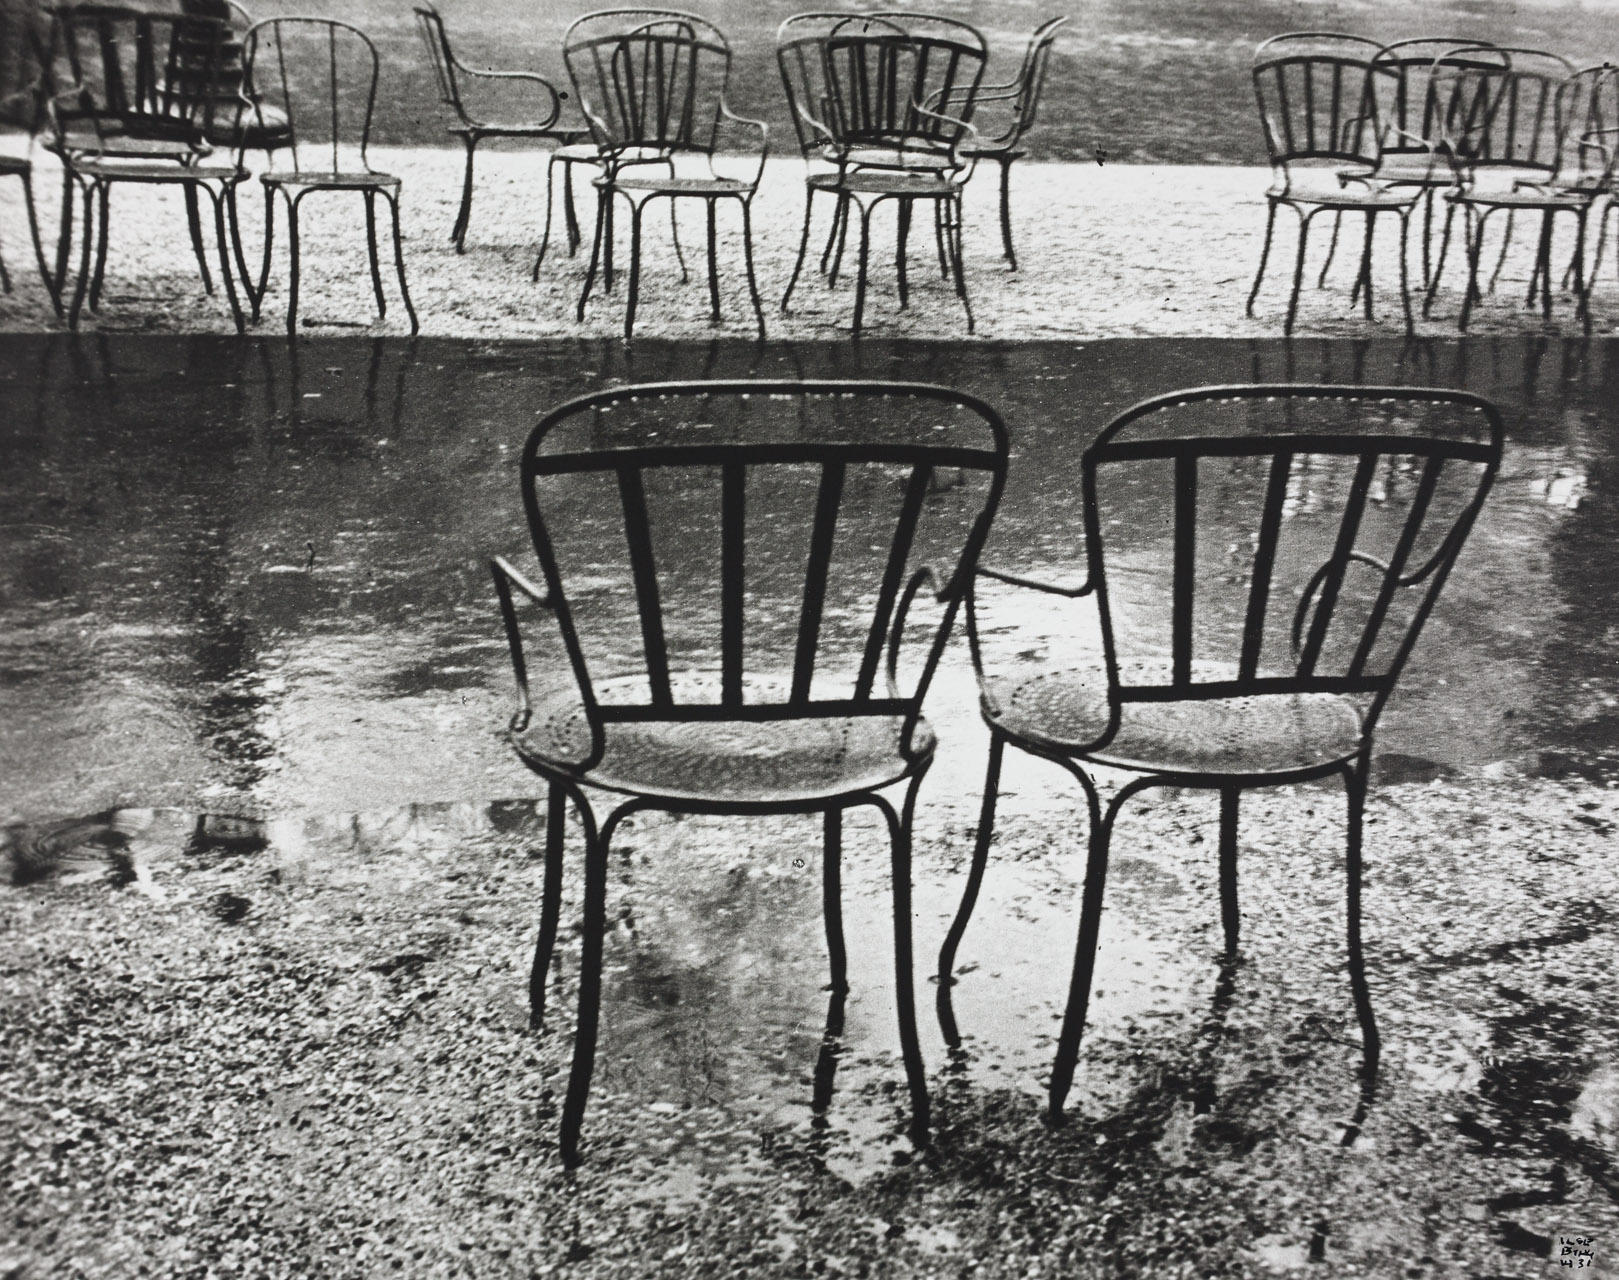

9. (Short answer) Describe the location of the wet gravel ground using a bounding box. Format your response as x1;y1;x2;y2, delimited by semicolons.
5;151;1619;1278
1;149;1617;341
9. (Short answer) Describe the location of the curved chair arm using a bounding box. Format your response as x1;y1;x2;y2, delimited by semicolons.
717;100;769;190
965;563;1095;719
489;556;602;770
451;64;564;131
886;565;955;760
1289;547;1460;656
910;98;981;180
974;562;1095;597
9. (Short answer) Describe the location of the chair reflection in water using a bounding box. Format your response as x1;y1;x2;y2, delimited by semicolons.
491;380;1009;1165
937;385;1503;1120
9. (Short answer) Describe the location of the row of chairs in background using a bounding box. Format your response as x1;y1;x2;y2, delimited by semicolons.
0;2;417;334
1249;33;1619;334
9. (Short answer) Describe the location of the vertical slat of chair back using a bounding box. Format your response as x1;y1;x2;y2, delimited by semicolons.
821;20;985;154
565;10;729;155
243;18;379;175
1007;15;1068;142
1372;40;1505;157
1080;386;1503;729
519;383;1008;733
1252;53;1384;166
776;12;856;158
412;6;459;117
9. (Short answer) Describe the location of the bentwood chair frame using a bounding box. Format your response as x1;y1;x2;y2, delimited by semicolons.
241;17;417;335
776;13;987;334
491;379;1010;1165
950;15;1067;271
1247;41;1420;334
413;4;585;254
564;11;769;340
44;4;248;331
1561;66;1619;303
936;384;1504;1122
1422;48;1598;331
0;13;61;313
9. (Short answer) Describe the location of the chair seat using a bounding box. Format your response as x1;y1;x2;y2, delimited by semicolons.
823;144;956;172
611;174;752;196
261;170;400;189
513;673;934;805
70;157;240;182
810;170;961;197
204;103;293;150
1368;155;1448;185
1269;180;1417;209
960;144;1025;162
456;123;584;141
982;660;1364;777
1449;184;1596;209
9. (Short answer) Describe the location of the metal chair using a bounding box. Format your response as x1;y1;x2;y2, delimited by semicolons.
1247;42;1420;333
1561;66;1619;305
491;379;1010;1166
44;4;247;331
564;11;768;340
0;11;59;312
1423;48;1598;330
937;384;1504;1123
776;13;987;334
954;15;1068;271
241;17;417;335
412;3;584;254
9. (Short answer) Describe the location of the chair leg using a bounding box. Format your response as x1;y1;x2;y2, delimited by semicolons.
363;189;387;320
949;195;974;334
53;167;76;312
666;166;688;285
452;134;476;252
286;190;304;337
252;185;275;322
0;224;10;293
559;796;615;1169
533;152;559;280
934;200;950;278
203;185;244;334
895;198;911;310
1534;210;1555;321
997;155;1017;271
179;184;213;295
1342;760;1380;1076
563;159;582;253
1490;209;1516;296
826;194;850;285
1218;785;1240;957
704;197;721;323
623;197;644;342
936;733;1004;1047
1317;210;1342;289
67;181;97;331
384;191;418;335
20;170;60;316
224;182;254;317
1247;201;1278;318
865;780;931;1141
782;185;817;313
88;181;112;313
1285;207;1316;335
822;807;848;997
529;782;567;1029
1050;769;1135;1123
1460;207;1487;332
577;187;606;322
1574;209;1592;333
1357;211;1376;320
738;198;765;342
1425;200;1457;318
852;197;874;336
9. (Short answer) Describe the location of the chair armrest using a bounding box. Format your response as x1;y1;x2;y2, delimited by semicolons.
450;64;563;130
1290;551;1397;657
885;565;956;759
718;100;769;189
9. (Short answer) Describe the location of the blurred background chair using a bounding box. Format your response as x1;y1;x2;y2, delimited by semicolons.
1561;64;1619;308
776;12;987;334
937;384;1504;1121
490;379;1009;1165
0;8;58;312
413;3;583;254
241;16;417;334
952;15;1067;271
1423;47;1596;330
564;10;767;340
45;3;246;330
1247;36;1420;333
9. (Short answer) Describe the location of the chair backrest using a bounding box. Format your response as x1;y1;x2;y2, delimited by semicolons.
1432;47;1576;176
1561;64;1619;191
516;381;1008;767
413;4;463;119
1252;49;1390;169
1371;38;1507;157
563;8;730;156
49;4;233;149
242;17;379;173
1252;31;1385;64
818;13;987;156
1079;385;1503;736
998;15;1069;146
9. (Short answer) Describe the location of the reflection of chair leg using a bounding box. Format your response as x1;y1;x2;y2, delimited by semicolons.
1341;758;1380;1076
363;189;387;320
936;733;1004;1048
183;184;214;294
1246;201;1278;318
559;796;617;1170
384;191;419;335
529;782;568;1029
1218;785;1240;957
